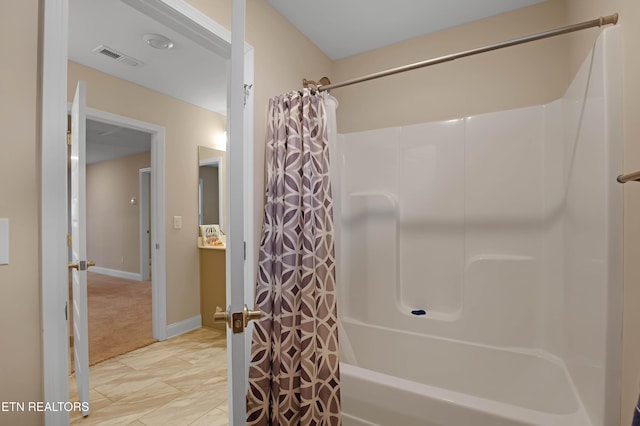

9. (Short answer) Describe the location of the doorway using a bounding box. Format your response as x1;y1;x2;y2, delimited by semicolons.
66;104;167;413
68;117;156;369
82;108;168;343
41;1;255;424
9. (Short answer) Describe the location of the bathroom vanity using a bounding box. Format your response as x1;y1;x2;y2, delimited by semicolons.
199;237;226;332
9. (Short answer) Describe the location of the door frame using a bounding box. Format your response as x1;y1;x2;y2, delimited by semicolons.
80;108;167;341
41;1;254;424
140;167;151;282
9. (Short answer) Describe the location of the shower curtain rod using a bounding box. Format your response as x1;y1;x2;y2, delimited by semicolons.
617;171;640;184
316;13;618;92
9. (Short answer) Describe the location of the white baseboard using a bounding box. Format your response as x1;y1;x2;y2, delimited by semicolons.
166;315;202;339
90;266;142;281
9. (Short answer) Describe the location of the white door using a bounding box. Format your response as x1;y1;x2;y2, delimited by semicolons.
226;0;253;424
70;80;90;417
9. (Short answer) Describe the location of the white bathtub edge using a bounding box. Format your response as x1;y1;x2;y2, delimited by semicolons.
340;362;592;426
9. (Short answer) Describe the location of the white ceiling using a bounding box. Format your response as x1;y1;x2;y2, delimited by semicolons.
266;0;547;60
69;0;229;163
70;0;547;162
69;0;228;116
86;120;151;164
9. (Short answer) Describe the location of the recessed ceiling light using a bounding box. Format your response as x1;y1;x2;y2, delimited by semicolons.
143;34;174;50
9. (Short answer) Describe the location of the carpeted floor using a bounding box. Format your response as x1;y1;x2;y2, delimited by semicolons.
70;272;155;367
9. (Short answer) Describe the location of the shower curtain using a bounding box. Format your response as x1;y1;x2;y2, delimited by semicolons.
246;89;341;426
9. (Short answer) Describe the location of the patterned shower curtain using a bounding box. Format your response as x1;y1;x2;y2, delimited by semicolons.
246;89;341;426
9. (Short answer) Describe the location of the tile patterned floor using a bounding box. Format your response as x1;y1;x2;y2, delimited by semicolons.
69;327;229;425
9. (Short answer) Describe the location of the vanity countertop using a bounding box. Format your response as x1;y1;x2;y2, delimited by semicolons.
199;244;225;250
198;234;226;250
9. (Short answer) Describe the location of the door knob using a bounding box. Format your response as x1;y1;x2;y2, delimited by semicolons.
214;305;263;333
68;260;96;270
214;306;231;329
243;305;263;327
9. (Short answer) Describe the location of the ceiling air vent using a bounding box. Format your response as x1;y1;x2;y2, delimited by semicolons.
92;45;143;67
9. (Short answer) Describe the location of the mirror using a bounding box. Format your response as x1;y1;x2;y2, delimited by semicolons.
198;146;226;235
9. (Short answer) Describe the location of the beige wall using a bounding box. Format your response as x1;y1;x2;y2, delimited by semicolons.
87;152;151;273
331;0;569;133
4;1;636;424
68;61;227;325
563;0;640;423
0;0;43;425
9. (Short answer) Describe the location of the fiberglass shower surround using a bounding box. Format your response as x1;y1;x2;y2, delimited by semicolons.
332;27;622;426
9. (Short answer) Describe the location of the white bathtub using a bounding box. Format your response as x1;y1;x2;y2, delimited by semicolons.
339;320;592;426
330;27;622;426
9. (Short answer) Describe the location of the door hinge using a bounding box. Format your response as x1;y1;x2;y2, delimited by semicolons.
67;131;71;146
65;302;68;321
243;241;246;260
67;234;72;247
243;84;253;107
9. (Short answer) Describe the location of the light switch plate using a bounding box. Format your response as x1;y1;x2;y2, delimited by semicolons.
173;216;182;229
0;218;8;265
